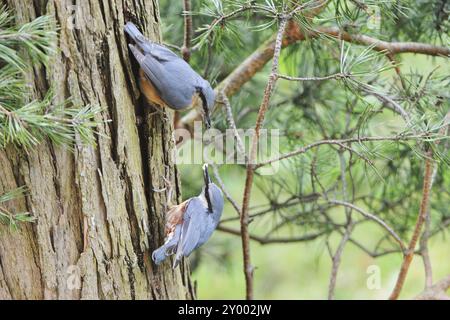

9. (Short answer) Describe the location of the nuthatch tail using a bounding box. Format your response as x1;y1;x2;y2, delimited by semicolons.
124;22;215;128
152;164;224;268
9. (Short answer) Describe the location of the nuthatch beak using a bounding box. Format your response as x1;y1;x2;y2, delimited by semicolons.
151;164;224;268
203;163;213;212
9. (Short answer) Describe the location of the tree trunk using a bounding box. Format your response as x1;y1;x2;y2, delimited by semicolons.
0;0;194;299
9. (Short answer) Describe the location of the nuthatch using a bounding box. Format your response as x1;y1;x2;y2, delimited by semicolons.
124;22;215;127
152;164;224;268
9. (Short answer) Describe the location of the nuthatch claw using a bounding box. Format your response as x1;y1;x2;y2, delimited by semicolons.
152;164;224;268
124;22;215;128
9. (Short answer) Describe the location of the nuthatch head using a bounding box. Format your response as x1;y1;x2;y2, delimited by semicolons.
202;163;222;213
152;164;224;268
124;22;215;128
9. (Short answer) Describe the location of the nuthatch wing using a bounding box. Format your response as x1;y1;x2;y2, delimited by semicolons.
124;22;215;128
152;164;224;268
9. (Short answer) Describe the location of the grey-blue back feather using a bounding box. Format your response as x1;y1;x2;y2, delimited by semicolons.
152;224;182;265
173;197;205;268
172;184;224;268
124;22;215;111
140;55;199;109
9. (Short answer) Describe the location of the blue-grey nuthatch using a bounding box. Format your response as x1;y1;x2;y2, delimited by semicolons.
124;22;215;127
152;164;224;268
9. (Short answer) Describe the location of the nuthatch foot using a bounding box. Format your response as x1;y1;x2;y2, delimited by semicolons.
124;22;215;128
152;164;224;268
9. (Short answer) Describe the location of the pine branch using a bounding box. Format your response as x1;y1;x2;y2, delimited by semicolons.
315;26;450;57
255;133;441;169
181;0;193;61
327;150;354;300
415;275;450;300
0;10;56;70
217;225;326;244
389;111;450;299
210;163;241;216
181;17;449;127
389;111;450;300
276;72;350;81
217;92;247;163
328;222;354;299
389;150;434;300
0;99;101;149
328;200;406;251
240;16;288;300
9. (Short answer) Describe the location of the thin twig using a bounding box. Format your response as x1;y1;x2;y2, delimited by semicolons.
240;17;288;300
255;133;437;168
328;200;406;252
315;26;450;57
386;53;407;91
217;92;247;163
389;151;435;300
180;5;328;126
328;151;353;300
181;0;193;61
419;111;450;289
210;163;241;216
358;83;412;126
420;202;433;289
217;225;326;244
276;72;349;81
220;193;323;223
163;42;182;52
389;111;450;299
288;0;324;17
181;19;450;127
191;3;277;51
345;236;405;258
328;222;354;299
415;275;450;300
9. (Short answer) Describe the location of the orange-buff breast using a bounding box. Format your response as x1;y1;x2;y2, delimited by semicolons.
139;69;167;107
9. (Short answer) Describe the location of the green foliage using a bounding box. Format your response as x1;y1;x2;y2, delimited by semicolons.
162;0;449;271
0;6;101;150
0;11;56;70
387;0;449;42
0;186;34;229
0;6;101;227
0;89;102;149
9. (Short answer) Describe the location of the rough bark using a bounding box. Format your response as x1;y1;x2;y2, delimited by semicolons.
0;0;194;300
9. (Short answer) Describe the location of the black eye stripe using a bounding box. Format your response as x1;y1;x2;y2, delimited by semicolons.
205;184;212;213
203;166;213;213
196;89;208;112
